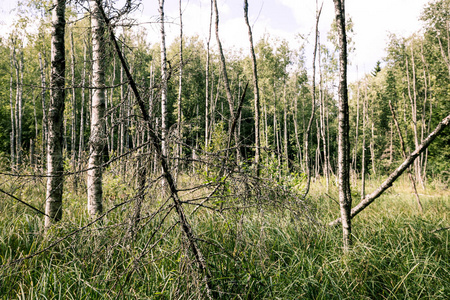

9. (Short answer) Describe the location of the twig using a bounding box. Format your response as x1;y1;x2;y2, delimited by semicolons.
0;188;49;217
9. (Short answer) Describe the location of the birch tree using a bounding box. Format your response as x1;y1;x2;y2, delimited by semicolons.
87;0;106;216
45;0;66;227
243;0;261;174
159;0;168;163
333;0;352;250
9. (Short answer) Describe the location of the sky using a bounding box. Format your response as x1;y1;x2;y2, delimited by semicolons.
0;0;430;82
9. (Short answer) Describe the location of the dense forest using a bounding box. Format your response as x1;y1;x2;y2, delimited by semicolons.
0;0;449;298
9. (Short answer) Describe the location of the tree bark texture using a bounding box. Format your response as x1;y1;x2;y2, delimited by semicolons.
244;0;261;174
333;0;352;250
9;42;16;170
45;0;66;227
159;0;168;160
87;0;106;216
176;0;183;177
38;52;48;167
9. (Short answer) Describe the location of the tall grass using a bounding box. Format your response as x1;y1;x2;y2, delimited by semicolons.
0;172;448;299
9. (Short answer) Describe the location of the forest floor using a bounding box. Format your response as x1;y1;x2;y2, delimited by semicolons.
0;170;449;299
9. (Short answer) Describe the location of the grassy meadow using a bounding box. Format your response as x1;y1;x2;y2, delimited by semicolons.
0;170;449;299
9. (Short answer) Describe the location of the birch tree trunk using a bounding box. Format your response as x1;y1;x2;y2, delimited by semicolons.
45;0;66;227
389;101;423;213
176;0;183;177
205;0;213;152
39;52;48;168
406;45;423;187
87;0;106;216
244;0;261;175
361;87;367;199
302;2;322;198
70;30;78;191
9;42;16;170
15;45;24;167
78;42;87;163
159;0;168;162
119;40;125;159
283;82;289;173
213;0;239;162
70;30;77;171
333;0;352;250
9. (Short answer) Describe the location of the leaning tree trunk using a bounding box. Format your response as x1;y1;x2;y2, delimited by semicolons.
333;0;352;251
87;0;106;216
45;0;66;227
329;113;450;227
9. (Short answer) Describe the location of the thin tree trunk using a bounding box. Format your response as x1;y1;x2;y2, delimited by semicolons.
244;0;261;175
9;42;16;170
353;79;360;171
159;0;168;163
78;42;87;163
361;86;367;199
319;54;329;189
293;89;302;167
213;0;239;160
370;118;376;176
15;45;24;167
283;81;289;173
264;102;268;148
389;101;423;212
333;0;352;250
410;44;423;187
87;0;106;216
205;0;212;151
45;0;66;227
176;0;183;178
419;43;429;185
315;117;321;179
110;53;116;154
70;30;78;191
70;30;77;169
302;2;322;198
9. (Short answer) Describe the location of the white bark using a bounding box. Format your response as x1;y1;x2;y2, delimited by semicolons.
45;0;66;227
159;0;168;160
244;0;261;174
87;0;106;216
333;0;352;250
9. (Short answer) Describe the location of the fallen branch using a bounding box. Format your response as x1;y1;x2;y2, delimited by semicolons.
329;113;450;227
